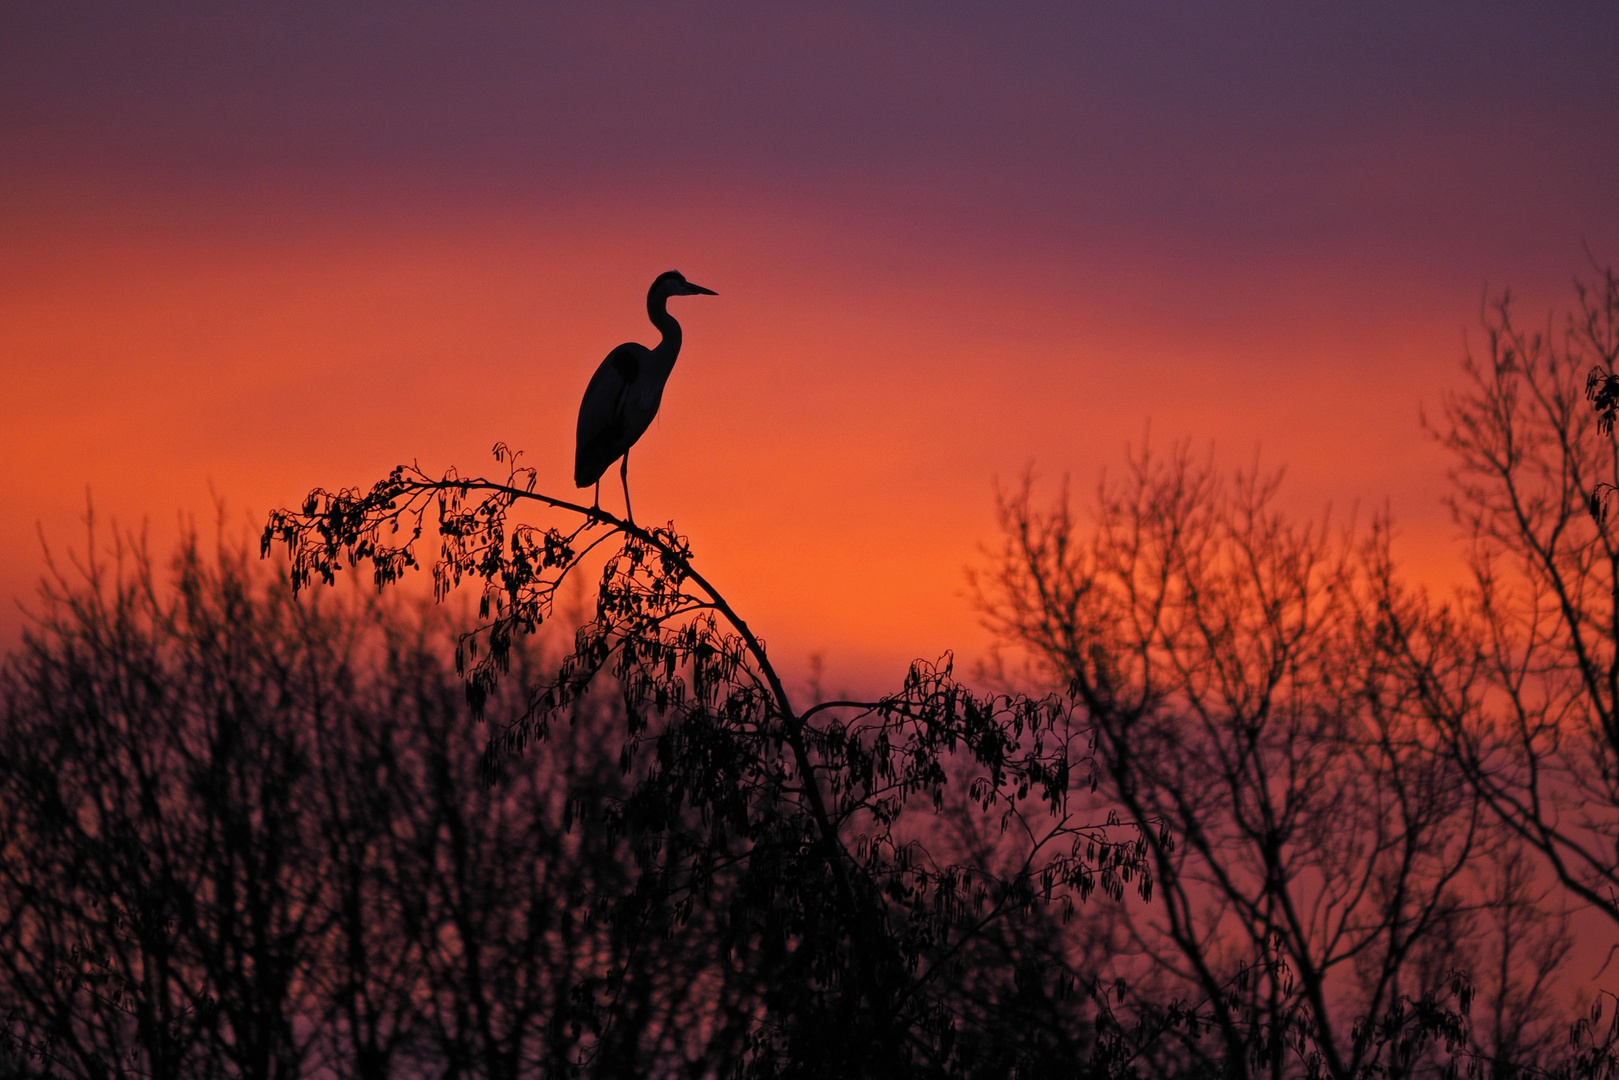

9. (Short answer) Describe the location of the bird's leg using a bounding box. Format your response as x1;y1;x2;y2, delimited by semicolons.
590;480;603;517
620;451;634;526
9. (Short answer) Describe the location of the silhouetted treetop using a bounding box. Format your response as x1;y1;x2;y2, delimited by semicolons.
260;442;1146;1077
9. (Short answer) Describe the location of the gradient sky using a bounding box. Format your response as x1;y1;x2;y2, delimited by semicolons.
3;2;1618;689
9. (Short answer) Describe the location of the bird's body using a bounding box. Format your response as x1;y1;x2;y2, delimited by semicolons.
573;341;674;488
575;271;716;518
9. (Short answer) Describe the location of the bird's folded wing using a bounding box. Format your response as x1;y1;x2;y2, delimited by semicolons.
577;344;640;441
574;342;645;486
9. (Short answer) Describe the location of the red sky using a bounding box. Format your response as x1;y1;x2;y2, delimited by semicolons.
3;3;1617;690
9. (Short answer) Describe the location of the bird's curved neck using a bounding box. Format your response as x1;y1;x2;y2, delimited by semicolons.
648;292;682;364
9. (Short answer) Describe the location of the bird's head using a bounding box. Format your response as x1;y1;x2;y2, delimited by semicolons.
651;270;718;299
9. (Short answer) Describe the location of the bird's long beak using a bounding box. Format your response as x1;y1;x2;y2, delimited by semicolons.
687;283;718;296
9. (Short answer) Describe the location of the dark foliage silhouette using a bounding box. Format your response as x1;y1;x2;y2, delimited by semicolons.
258;447;1148;1077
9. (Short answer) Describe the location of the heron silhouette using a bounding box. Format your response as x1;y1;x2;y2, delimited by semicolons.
575;270;717;523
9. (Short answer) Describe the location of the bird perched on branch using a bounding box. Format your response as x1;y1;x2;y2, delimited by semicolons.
574;270;717;522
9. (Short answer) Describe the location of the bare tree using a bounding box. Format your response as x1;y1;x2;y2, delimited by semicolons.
0;524;330;1080
975;448;1510;1080
0;521;750;1079
1403;267;1619;935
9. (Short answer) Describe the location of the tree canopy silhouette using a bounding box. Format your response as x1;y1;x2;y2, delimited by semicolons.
261;447;1147;1077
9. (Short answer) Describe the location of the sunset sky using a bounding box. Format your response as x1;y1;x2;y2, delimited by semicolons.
3;3;1617;689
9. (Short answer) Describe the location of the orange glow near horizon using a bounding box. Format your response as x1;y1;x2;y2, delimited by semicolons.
0;183;1512;690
